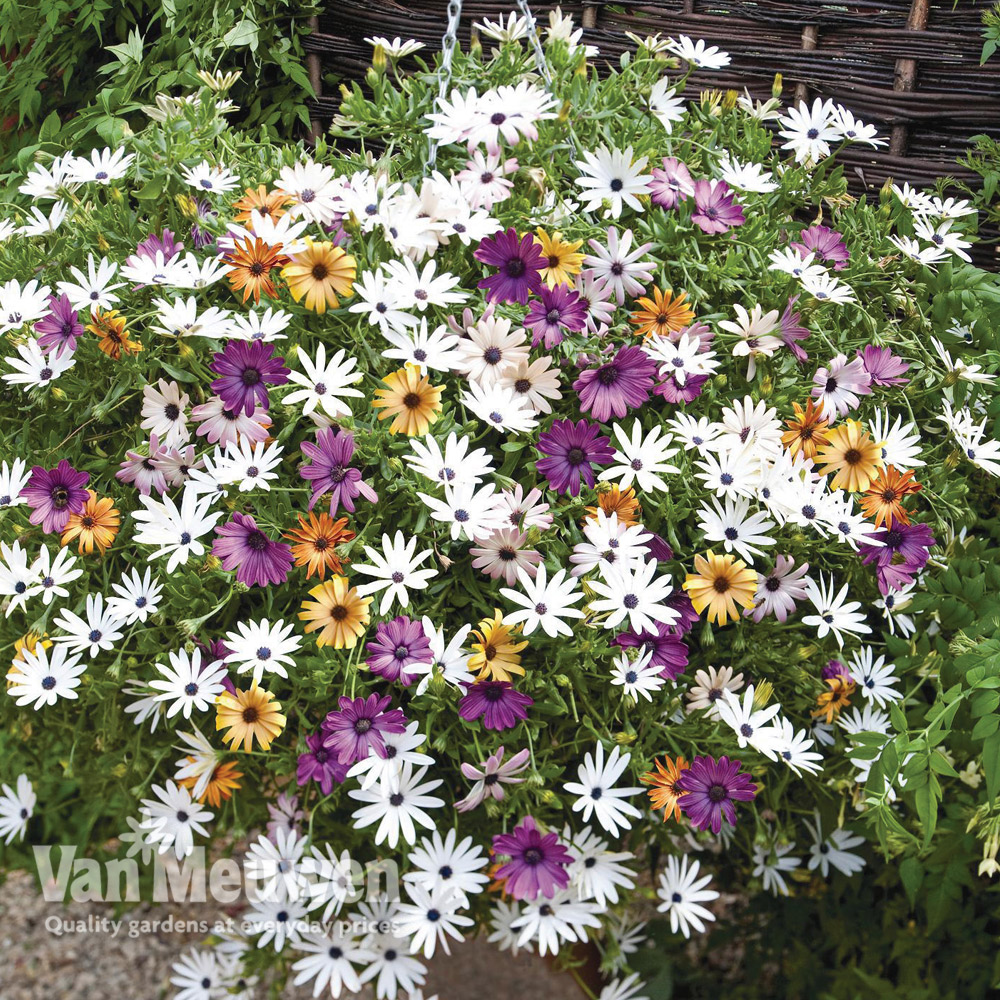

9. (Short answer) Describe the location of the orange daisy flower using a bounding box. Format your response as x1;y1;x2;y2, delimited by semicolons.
87;309;142;359
585;484;642;526
223;236;289;303
682;551;758;625
283;512;356;580
781;400;830;461
641;755;690;822
282;240;357;313
61;491;120;555
860;465;922;528
179;760;244;808
815;419;883;492
812;676;855;724
232;184;291;223
630;287;695;339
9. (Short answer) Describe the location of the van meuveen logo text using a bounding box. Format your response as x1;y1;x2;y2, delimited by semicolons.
32;844;403;905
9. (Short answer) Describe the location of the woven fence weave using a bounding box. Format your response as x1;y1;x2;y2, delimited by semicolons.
304;1;999;261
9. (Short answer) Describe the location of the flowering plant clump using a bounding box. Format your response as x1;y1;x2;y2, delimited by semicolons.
3;12;1000;998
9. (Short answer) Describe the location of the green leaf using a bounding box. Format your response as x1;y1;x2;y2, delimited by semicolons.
134;177;164;201
915;781;939;846
223;17;259;49
899;856;923;909
929;751;959;777
38;110;62;142
972;713;1000;741
983;730;1000;803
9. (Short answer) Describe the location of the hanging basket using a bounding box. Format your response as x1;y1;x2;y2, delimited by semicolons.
303;0;1000;194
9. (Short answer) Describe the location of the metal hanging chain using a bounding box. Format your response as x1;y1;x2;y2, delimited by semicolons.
427;0;463;168
515;0;554;90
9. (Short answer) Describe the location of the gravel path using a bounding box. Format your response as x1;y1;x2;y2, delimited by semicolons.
0;869;583;1000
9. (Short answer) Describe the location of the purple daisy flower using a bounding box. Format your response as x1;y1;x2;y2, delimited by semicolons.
779;295;810;363
859;522;936;595
536;418;614;496
691;180;745;235
474;227;545;304
20;460;90;534
644;533;673;563
665;591;700;635
649;157;695;210
822;659;851;683
299;429;378;516
116;433;169;496
190;199;217;250
792;225;850;270
297;730;350;795
132;229;184;263
611;621;689;680
492;816;573;900
35;294;83;355
322;693;407;765
858;345;910;387
574;345;656;423
524;284;587;349
675;754;757;834
459;680;533;731
212;511;294;588
365;615;433;685
209;340;290;416
656;371;710;404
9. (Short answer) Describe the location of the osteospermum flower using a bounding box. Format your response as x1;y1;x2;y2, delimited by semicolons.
232;184;291;222
457;746;532;812
35;294;83;355
816;419;883;492
630;287;695;339
642;755;690;822
209;339;289;416
21;460;90;534
812;353;872;419
212;512;293;588
859;522;936;595
535;229;585;287
322;693;407;765
675;754;757;834
860;466;922;528
366;615;433;685
682;552;758;625
655;854;720;939
586;484;642;526
474;227;546;304
298;575;372;649
536;418;614;496
574;346;657;423
812;675;855;724
216;682;287;752
60;490;120;555
459;679;533;731
781;399;830;461
87;308;142;359
300;429;377;516
283;511;355;579
691;180;745;234
223;236;289;303
574;145;651;218
371;364;443;436
492;816;573;900
468;610;528;682
282;239;356;312
523;283;587;348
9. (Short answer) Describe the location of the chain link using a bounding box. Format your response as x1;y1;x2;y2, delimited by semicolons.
515;0;554;90
427;0;463;168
